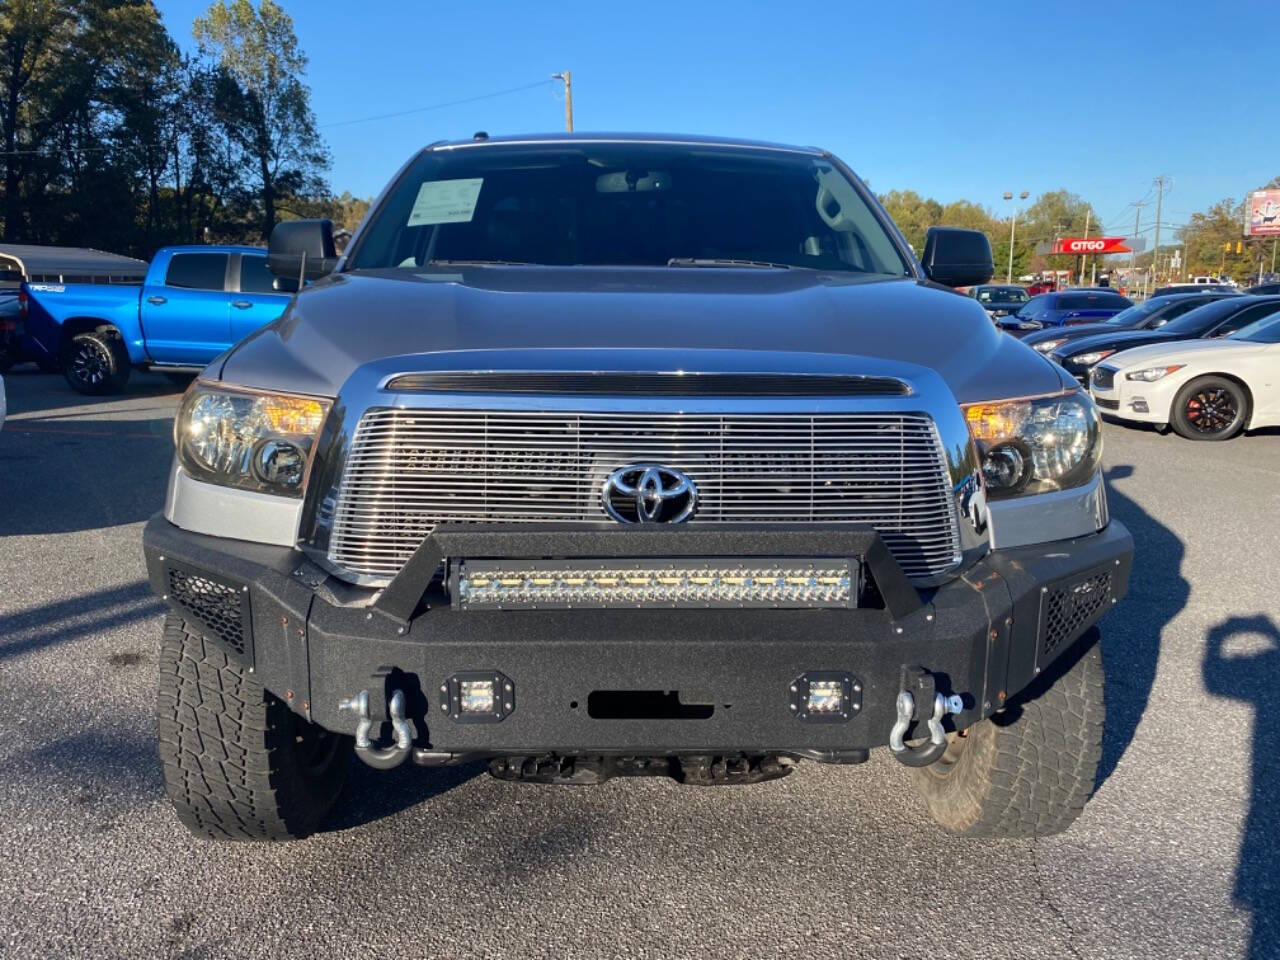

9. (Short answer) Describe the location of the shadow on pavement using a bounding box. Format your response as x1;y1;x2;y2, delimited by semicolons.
1095;464;1189;787
1;365;184;417
0;582;165;661
1202;616;1280;960
0;414;173;535
325;760;484;833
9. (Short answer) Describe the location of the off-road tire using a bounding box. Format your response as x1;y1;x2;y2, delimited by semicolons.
156;613;353;841
62;329;130;394
910;635;1105;838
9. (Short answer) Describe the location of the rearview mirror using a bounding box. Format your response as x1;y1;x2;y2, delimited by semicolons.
921;227;994;288
267;219;339;281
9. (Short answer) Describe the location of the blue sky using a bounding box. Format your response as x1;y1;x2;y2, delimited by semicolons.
155;0;1275;240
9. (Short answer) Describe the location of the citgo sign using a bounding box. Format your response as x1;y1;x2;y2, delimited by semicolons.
1052;237;1132;255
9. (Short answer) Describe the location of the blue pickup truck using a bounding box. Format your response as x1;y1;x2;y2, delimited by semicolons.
19;244;290;394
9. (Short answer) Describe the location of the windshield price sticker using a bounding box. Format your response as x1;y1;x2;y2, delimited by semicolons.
406;178;484;226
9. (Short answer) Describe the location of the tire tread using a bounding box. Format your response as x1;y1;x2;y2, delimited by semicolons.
911;639;1105;838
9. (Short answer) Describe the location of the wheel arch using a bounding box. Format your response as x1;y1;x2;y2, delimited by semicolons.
58;316;123;350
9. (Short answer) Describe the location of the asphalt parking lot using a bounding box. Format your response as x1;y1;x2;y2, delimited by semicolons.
0;368;1277;960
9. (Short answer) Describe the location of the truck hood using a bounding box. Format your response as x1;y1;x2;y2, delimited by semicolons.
216;267;1071;403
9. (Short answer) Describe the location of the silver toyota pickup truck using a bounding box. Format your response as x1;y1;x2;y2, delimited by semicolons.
143;134;1132;842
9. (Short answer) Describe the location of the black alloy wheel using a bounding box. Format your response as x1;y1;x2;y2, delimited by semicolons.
62;330;130;395
69;338;111;387
1171;376;1247;441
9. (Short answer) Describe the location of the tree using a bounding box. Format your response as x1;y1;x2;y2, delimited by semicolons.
0;0;81;240
193;0;328;238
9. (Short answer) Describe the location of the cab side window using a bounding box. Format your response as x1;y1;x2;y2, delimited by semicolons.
239;254;279;294
165;253;229;291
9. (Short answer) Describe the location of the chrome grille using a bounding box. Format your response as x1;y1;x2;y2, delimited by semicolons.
328;409;962;581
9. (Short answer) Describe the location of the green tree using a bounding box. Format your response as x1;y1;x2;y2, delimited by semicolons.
193;0;328;238
0;0;81;240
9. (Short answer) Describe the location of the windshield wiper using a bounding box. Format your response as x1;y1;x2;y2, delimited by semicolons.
425;259;532;267
666;257;794;270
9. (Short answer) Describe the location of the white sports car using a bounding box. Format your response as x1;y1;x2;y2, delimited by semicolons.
1089;309;1280;440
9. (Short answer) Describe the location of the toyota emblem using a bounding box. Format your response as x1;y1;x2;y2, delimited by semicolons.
602;463;698;524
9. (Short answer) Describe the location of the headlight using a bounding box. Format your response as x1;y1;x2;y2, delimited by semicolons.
1125;364;1184;382
963;391;1102;500
175;382;331;497
1034;339;1066;353
1068;349;1115;366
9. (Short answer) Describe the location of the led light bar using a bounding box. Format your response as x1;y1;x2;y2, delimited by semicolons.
451;558;857;610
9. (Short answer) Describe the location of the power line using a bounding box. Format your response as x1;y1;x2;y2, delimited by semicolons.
0;77;557;155
320;78;554;129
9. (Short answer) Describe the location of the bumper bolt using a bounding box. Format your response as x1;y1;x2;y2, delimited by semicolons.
285;690;294;700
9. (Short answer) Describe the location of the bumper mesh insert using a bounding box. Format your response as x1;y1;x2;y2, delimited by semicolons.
166;565;251;658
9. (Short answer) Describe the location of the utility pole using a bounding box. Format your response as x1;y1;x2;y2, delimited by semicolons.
552;71;573;131
1128;200;1144;291
1152;175;1169;284
1080;209;1090;286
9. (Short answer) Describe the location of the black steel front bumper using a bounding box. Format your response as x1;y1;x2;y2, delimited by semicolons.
142;516;1132;761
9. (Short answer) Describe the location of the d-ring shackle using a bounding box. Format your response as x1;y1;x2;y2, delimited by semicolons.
338;689;414;770
889;688;964;768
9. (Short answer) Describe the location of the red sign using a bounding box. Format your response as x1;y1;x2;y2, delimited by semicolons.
1052;236;1131;255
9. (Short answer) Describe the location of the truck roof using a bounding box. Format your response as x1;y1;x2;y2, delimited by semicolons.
428;132;824;155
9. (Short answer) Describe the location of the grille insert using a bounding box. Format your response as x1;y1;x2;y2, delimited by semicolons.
328;409;962;582
1091;367;1115;390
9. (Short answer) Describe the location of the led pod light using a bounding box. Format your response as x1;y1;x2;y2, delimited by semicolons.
451;559;857;610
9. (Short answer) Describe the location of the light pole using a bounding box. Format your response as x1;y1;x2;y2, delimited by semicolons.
1003;190;1029;284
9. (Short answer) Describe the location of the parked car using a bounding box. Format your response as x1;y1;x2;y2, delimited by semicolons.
1151;282;1237;297
1090;308;1280;439
968;283;1028;315
1023;291;1240;356
19;245;289;394
1010;288;1133;328
0;283;19;373
1245;282;1280;295
1049;294;1280;383
141;133;1131;843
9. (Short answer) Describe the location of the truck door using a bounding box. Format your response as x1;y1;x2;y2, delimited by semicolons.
229;253;291;346
140;252;231;364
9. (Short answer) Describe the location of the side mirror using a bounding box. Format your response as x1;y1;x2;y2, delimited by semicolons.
267;218;339;281
921;227;994;288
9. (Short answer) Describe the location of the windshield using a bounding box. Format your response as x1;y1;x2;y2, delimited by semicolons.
976;286;1028;303
346;144;912;275
1159;300;1244;335
1104;300;1162;325
1231;310;1280;342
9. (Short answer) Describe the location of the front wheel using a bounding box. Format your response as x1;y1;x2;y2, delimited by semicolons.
156;614;353;841
910;636;1105;838
62;330;130;394
1170;375;1247;440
